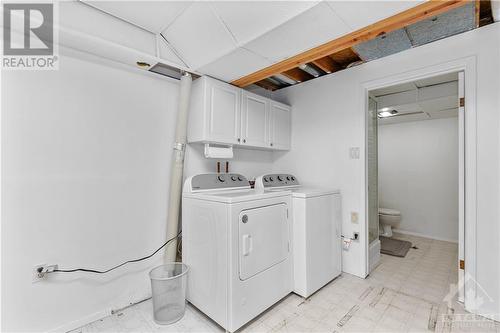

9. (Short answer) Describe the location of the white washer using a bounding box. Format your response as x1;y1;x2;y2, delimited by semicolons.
255;174;342;298
182;173;293;332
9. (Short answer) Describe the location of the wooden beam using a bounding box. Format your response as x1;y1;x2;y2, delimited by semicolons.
254;80;279;91
475;0;480;27
312;57;343;73
282;68;313;83
232;0;469;87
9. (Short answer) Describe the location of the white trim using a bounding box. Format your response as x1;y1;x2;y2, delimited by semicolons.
392;229;458;244
49;309;110;333
361;56;477;314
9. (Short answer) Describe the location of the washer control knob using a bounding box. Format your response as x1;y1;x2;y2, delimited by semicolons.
218;175;225;182
291;176;295;181
286;176;291;181
264;177;268;182
231;175;237;181
269;177;274;182
277;175;283;181
238;176;243;181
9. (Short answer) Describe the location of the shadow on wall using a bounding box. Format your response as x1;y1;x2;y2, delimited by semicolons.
184;144;275;180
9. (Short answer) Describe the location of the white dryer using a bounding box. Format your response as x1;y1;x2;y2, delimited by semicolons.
255;174;342;298
182;173;292;332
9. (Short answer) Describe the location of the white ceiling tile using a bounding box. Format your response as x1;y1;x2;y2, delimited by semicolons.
327;1;424;31
162;2;237;69
158;39;186;67
414;72;458;88
244;3;350;62
427;108;458;119
372;82;417;97
380;113;429;125
82;1;192;33
198;48;273;82
211;1;318;45
419;96;458;113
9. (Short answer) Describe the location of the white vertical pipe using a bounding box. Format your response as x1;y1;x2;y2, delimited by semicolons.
165;72;192;262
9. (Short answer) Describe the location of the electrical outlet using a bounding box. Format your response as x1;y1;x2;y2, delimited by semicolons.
32;264;58;283
351;212;359;224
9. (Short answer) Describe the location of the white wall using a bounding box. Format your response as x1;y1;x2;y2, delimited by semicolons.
1;50;273;332
274;23;500;316
378;118;458;242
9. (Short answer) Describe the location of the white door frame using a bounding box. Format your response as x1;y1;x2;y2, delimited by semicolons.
361;56;477;312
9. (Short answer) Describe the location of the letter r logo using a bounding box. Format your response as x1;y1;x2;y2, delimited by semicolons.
3;3;54;56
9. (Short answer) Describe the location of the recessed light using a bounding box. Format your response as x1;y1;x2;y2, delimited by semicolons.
378;110;398;118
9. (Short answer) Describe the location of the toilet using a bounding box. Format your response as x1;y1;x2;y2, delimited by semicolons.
379;208;401;237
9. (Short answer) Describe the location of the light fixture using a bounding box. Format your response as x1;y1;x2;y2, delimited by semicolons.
299;64;321;77
380;107;391;112
378;109;398;118
136;61;151;68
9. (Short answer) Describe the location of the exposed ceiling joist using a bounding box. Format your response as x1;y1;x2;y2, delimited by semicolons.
282;68;313;83
232;0;470;88
312;57;342;74
254;80;280;91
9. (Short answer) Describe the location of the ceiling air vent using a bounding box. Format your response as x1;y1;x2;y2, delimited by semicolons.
148;62;198;80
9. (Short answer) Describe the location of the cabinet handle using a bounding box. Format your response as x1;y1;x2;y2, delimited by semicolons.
270;143;273;147
237;138;241;143
243;139;246;143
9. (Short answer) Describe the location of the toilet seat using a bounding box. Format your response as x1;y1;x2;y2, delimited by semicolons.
379;208;400;216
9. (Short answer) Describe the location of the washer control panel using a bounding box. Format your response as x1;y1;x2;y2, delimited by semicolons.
187;173;249;192
258;174;299;188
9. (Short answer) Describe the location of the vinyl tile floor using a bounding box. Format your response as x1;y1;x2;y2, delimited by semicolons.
72;234;500;333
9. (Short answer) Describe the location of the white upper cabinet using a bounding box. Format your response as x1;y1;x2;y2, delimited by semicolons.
241;91;269;148
269;101;291;150
188;76;290;150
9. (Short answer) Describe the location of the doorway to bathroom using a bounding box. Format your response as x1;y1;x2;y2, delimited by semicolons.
365;69;468;304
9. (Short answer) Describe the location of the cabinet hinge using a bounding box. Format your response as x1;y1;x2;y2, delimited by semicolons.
460;97;465;107
459;260;465;270
287;209;289;219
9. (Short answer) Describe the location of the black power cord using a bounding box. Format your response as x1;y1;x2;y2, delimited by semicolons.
51;231;182;274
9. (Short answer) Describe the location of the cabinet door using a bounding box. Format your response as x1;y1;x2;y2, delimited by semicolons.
269;101;291;150
241;91;269;147
206;79;240;144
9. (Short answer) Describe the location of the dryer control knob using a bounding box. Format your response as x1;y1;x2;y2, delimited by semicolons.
218;175;225;182
264;177;269;182
286;176;291;181
277;175;283;181
238;176;243;181
269;177;274;182
291;176;295;181
231;176;237;181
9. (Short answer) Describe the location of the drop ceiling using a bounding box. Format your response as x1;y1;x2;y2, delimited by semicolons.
371;72;459;125
76;1;493;88
80;0;425;81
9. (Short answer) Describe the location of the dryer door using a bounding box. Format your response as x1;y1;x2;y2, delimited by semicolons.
239;203;289;281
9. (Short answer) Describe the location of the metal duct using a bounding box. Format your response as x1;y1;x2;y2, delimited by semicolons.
165;72;192;262
492;0;500;22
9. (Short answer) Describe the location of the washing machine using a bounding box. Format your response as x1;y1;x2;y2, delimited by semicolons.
182;173;292;332
255;174;342;298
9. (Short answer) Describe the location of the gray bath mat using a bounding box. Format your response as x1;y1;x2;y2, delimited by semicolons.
380;236;412;257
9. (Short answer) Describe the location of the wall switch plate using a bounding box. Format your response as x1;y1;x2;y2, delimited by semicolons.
349;147;360;159
351;212;359;223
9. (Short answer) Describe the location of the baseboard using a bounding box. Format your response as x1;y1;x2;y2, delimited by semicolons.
392;228;458;243
49;309;111;333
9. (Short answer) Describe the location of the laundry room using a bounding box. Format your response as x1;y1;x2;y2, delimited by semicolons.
2;1;500;333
